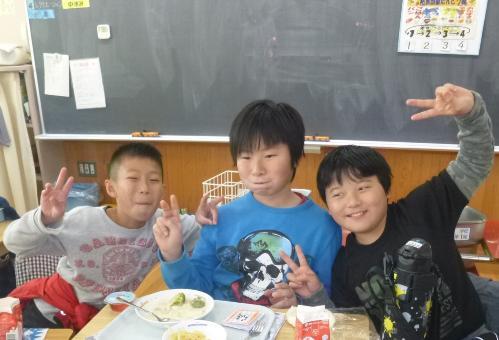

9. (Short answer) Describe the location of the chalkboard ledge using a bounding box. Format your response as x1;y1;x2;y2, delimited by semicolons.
35;134;229;143
35;134;499;152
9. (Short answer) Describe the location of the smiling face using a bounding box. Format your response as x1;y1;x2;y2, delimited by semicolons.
237;142;297;207
325;174;388;245
105;156;164;228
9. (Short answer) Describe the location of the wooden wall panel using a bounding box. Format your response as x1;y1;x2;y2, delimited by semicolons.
62;141;235;213
160;143;235;211
62;141;499;220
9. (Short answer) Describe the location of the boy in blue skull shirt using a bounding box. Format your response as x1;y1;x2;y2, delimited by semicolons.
153;100;342;308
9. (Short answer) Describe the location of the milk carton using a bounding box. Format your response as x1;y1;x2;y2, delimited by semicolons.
0;297;22;340
295;305;330;340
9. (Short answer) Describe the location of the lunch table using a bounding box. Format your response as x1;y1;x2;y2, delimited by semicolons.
72;264;292;339
461;239;499;280
73;264;376;339
74;303;379;340
73;303;296;339
45;329;74;339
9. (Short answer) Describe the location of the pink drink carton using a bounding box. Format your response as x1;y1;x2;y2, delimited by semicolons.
0;297;22;340
295;305;330;340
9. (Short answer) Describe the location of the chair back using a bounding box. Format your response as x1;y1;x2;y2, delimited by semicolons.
14;254;61;286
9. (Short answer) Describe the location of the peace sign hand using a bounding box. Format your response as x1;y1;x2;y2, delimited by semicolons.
195;194;224;225
40;167;74;226
280;245;322;298
153;195;184;261
407;83;474;121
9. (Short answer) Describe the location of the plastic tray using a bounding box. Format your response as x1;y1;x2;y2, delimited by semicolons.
95;300;274;340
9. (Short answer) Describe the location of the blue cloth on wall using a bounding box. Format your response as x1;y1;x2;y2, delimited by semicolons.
0;196;20;220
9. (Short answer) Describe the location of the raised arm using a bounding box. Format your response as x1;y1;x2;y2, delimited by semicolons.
40;167;74;225
406;83;494;199
154;194;217;293
4;167;73;256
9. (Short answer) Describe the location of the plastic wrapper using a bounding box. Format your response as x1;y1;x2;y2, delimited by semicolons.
66;183;100;211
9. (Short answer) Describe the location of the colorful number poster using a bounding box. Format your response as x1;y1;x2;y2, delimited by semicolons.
398;0;488;55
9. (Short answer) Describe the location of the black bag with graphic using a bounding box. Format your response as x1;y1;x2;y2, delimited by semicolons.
356;238;437;340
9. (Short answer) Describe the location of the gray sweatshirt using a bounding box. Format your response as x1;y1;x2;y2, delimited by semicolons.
4;206;200;309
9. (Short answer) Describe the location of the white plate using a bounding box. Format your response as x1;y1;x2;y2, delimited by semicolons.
134;289;214;328
162;320;227;340
285;306;335;330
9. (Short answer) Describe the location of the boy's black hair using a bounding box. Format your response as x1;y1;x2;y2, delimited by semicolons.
317;145;392;203
229;99;305;180
108;142;163;180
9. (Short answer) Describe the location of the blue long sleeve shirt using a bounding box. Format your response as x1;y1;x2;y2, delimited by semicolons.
160;193;342;305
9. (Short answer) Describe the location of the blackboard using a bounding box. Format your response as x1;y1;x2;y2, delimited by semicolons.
28;0;499;145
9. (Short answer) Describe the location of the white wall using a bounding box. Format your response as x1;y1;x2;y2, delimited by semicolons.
0;0;29;48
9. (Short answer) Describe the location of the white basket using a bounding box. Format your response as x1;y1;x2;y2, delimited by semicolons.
202;170;248;205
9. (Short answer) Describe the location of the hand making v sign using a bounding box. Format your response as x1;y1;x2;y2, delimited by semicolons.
40;167;74;226
195;194;224;225
407;83;475;121
153;194;184;261
280;244;323;299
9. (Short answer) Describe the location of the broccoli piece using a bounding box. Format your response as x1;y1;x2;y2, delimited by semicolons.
170;292;186;306
190;296;206;308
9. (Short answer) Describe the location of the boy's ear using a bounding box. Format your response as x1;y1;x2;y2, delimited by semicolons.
105;179;117;198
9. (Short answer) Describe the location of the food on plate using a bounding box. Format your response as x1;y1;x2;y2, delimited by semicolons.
171;292;186;306
168;329;206;340
142;294;208;320
189;296;206;308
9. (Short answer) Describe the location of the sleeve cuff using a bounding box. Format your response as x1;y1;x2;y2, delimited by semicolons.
34;208;62;231
157;247;187;264
455;91;483;123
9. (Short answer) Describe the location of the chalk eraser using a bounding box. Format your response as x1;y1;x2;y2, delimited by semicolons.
131;131;160;137
305;135;330;141
314;136;330;141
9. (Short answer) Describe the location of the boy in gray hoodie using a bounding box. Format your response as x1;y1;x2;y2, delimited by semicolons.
5;142;216;330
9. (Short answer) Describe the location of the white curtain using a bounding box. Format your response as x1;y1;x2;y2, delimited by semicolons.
0;71;37;214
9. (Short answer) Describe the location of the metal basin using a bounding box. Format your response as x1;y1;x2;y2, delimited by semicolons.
455;206;486;247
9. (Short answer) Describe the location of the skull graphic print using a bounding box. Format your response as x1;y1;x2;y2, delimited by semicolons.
224;230;294;305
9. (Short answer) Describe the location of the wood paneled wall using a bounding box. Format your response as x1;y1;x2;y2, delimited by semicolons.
62;141;499;220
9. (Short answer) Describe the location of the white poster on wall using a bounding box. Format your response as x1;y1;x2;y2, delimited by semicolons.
70;58;106;110
398;0;488;55
44;53;70;97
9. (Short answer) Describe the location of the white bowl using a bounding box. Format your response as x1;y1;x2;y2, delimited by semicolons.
134;289;214;328
162;320;227;340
